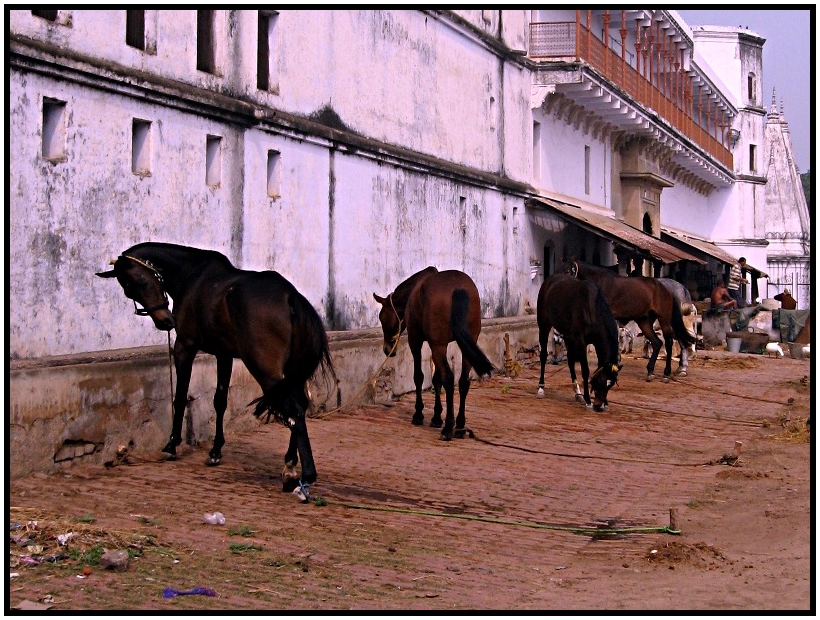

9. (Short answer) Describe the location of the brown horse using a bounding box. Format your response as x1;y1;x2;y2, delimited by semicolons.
373;267;494;440
96;242;334;501
560;260;695;381
536;274;621;411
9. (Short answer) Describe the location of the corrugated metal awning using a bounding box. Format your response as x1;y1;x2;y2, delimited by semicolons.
660;227;769;278
527;197;704;265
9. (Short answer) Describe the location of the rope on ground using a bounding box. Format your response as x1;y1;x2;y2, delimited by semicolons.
321;499;680;536
465;431;716;467
313;331;402;420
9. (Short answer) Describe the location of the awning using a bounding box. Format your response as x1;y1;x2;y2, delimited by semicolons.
527;197;705;265
660;227;769;278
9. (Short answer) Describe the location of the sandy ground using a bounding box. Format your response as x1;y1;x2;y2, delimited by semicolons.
7;347;813;612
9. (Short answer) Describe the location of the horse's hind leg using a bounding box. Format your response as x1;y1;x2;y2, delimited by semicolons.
429;356;444;429
537;322;551;397
453;360;472;439
206;354;233;466
661;325;675;381
638;320;662;381
410;342;425;426
282;387;312;493
430;344;456;440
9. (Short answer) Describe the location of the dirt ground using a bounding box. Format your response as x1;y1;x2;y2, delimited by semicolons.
7;346;813;612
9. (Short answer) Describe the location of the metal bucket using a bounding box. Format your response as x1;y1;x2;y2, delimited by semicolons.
726;335;742;353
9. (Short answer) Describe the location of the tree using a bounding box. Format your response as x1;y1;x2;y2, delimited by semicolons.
800;170;811;210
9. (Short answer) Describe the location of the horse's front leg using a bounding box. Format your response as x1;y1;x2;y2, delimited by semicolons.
163;345;195;458
205;354;233;466
410;342;425;426
566;347;584;403
578;346;592;407
453;360;472;439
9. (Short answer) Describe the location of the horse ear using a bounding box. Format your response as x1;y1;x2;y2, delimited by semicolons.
96;270;117;278
373;293;386;304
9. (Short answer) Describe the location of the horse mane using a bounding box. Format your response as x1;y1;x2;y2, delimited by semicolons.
392;266;438;309
127;242;234;269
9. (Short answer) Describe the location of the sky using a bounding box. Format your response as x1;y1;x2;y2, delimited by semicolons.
676;9;812;174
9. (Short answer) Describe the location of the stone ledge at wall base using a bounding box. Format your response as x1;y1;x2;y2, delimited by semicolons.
8;315;540;480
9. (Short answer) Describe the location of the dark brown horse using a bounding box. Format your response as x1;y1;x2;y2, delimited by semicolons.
537;273;621;411
373;267;494;440
96;242;334;501
560;260;695;381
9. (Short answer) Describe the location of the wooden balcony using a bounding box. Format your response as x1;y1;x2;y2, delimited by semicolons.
530;18;733;171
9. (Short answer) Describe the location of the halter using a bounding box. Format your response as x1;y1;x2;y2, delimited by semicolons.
119;254;170;316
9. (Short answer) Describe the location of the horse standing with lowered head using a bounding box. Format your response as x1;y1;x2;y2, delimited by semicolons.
373;267;494;441
560;260;695;382
536;273;621;411
96;242;334;501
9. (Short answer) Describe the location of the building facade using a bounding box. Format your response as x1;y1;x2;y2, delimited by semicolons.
10;9;802;363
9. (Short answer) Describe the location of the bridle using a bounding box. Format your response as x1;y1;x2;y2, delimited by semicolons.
117;254;170;316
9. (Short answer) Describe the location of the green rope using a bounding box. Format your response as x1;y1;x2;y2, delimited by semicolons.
322;499;680;536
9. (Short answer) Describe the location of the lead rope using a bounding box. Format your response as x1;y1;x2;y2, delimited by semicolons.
167;331;174;420
314;295;404;419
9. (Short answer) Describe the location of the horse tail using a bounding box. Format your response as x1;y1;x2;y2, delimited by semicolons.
250;287;335;422
450;289;494;377
288;289;336;386
670;296;696;348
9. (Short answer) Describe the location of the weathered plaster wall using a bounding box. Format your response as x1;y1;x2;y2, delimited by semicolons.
8;317;540;480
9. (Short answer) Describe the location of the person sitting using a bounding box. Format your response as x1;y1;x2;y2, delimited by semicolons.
710;281;738;311
773;288;797;310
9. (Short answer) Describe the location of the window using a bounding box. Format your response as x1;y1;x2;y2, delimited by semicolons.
42;98;67;161
267;150;281;198
197;10;216;74
749;144;757;173
126;10;146;50
257;11;279;91
489;96;496;131
747;73;756;104
206;135;222;187
32;9;58;21
132;119;152;175
532;121;541;183
584;145;591;195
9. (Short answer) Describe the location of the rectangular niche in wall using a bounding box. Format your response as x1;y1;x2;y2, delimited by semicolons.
206;135;222;187
42;98;67;161
131;118;152;176
267;150;281;198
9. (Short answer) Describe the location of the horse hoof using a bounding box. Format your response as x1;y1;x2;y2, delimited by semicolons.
430;419;443;429
663;376;670;383
646;374;655;382
282;477;300;493
575;394;586;403
453;428;467;439
439;432;453;442
205;456;222;467
677;370;688;377
411;415;424;426
537;388;545;398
